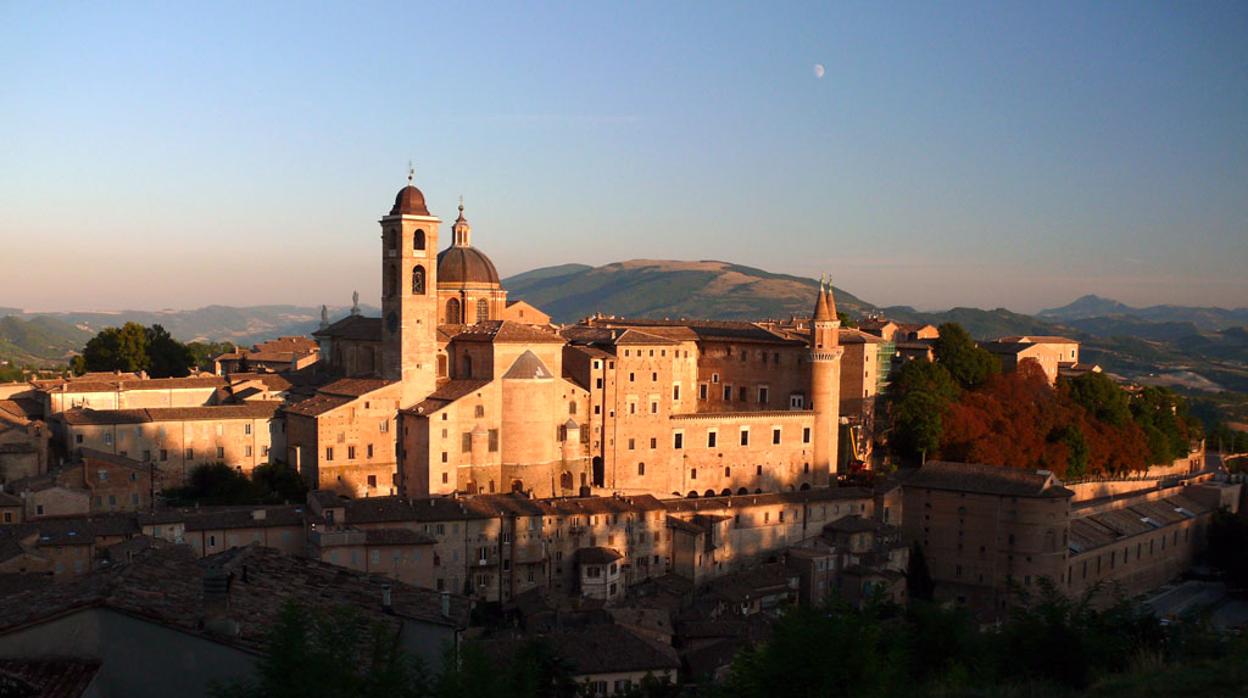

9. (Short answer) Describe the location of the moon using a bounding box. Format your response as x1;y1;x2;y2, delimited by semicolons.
813;64;825;79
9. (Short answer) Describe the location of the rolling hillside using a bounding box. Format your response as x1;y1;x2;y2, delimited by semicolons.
504;259;873;323
0;315;92;366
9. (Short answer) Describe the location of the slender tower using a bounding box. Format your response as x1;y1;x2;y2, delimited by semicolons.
810;276;844;481
380;171;441;408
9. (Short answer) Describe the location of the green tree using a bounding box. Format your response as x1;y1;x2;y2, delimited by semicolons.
886;360;960;464
79;321;150;374
1130;387;1193;464
145;324;195;378
1064;372;1131;427
932;322;1000;390
164;461;307;506
212;601;428;698
187;340;238;371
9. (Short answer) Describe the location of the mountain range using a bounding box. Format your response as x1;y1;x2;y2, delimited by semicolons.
2;260;1244;400
1039;294;1248;332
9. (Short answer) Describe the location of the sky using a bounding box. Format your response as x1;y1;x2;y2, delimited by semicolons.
1;2;1245;314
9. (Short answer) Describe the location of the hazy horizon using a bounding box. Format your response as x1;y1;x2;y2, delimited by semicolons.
2;3;1245;314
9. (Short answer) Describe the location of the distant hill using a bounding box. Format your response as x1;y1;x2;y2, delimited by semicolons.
503;259;873;323
1040;294;1248;331
0;315;92;366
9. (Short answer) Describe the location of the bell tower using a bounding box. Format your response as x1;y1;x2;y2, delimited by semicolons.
380;171;441;408
810;275;843;480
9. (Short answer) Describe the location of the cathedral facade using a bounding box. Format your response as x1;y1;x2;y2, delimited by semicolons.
286;179;842;500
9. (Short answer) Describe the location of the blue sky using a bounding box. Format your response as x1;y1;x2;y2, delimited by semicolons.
1;2;1245;313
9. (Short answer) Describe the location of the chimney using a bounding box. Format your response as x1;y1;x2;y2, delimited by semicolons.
202;567;239;636
382;584;393;613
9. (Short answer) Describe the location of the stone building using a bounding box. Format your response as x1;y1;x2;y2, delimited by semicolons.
57;402;282;488
900;461;1239;619
291;178;846;500
0;398;48;483
212;336;320;375
983;335;1081;384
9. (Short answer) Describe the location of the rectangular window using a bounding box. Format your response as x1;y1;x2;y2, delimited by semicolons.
699;384;708;400
216;446;225;459
691;468;697;480
802;427;811;444
673;384;681;401
628;438;635;450
461;432;472;453
595;378;603;389
707;431;717;448
674;433;684;449
160;449;168;461
650;401;658;414
594;405;601;415
759;387;769;404
368;475;377;488
142;450;151;461
442;472;449;484
244;423;252;435
367;444;374;459
740;429;749;446
649;437;657;449
723;385;732;401
739;386;747;401
185;448;194;460
638;463;645;476
245;445;253;457
347;445;356;459
772;428;781;445
325;447;334;462
488;429;499;452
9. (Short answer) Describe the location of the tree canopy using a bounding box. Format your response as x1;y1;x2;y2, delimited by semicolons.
163;462;307;506
932;322;1000;390
72;322;199;378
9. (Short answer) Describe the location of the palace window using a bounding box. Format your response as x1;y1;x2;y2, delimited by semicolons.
414;229;426;250
476;298;489;322
446;298;461;324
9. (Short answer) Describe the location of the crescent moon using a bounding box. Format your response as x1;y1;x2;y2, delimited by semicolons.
813;64;825;79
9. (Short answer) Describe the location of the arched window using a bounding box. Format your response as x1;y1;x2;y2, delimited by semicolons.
446;298;461;324
384;265;397;297
476;298;489;322
414;229;426;251
411;265;425;295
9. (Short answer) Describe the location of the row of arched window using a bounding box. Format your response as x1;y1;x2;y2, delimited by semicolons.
386;229;427;252
383;265;427;297
445;298;490;324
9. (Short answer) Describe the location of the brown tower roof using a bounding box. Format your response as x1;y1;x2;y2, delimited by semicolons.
813;284;833;322
390;184;431;216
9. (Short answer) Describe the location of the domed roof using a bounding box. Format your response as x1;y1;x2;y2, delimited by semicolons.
390;185;430;216
437;245;501;286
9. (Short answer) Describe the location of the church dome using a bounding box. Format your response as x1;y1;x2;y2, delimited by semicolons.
437;245;501;286
390;185;430;216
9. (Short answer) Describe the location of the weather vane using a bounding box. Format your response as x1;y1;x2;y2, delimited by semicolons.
407;161;414;184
